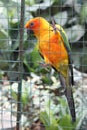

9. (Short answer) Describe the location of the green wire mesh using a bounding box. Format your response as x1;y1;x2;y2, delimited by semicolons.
0;0;87;130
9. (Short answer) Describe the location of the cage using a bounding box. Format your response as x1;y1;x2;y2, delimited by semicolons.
0;0;87;130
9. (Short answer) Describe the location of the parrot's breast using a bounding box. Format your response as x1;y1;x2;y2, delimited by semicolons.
38;33;69;77
39;33;68;64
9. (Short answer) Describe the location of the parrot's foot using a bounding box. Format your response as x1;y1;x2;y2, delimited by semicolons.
57;87;65;96
51;87;65;96
39;62;51;68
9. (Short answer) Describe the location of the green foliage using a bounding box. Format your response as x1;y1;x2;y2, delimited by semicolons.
80;2;87;24
21;87;29;106
41;74;53;85
1;0;87;129
11;90;17;100
0;29;10;69
23;46;42;72
0;29;8;48
25;0;35;5
0;0;87;74
59;116;76;130
66;25;85;43
12;88;29;107
80;53;87;72
54;11;68;26
9;21;19;43
11;80;31;107
40;111;58;130
40;98;78;130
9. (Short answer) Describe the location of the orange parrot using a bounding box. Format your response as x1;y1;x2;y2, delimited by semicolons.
25;17;76;122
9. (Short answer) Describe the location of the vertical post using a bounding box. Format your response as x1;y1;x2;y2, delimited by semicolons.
16;0;25;129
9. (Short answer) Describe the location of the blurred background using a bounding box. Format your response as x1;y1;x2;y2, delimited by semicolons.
0;0;87;129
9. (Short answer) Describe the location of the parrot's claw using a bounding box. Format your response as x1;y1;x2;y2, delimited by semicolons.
49;87;65;96
57;87;65;96
38;62;51;68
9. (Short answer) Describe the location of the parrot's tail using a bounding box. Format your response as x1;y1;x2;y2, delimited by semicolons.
59;73;76;122
65;83;76;122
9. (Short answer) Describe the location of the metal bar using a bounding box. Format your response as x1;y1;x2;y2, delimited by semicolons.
16;0;25;129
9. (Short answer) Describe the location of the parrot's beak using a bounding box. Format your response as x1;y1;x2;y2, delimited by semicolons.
27;28;31;35
26;28;35;40
27;28;34;36
25;22;34;40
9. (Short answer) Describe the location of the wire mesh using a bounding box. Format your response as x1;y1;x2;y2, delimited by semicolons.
0;0;87;130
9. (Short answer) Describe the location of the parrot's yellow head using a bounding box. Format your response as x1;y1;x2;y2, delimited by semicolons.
25;17;41;30
25;17;52;38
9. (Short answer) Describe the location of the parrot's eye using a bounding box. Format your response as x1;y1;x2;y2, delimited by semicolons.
30;22;34;27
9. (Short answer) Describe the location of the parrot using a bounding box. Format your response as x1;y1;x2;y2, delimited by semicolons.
25;17;76;122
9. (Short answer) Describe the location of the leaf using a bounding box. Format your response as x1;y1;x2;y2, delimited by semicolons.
80;53;87;72
64;0;74;6
68;17;78;25
40;111;58;130
29;0;53;12
23;46;42;72
65;25;85;43
0;29;8;48
22;87;29;106
54;11;68;26
9;21;19;46
0;0;19;6
59;115;77;130
25;0;35;5
80;2;87;24
0;13;8;28
11;91;17;101
0;29;10;69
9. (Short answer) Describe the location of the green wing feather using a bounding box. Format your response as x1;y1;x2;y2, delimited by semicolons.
51;18;75;122
55;24;71;51
55;24;74;86
55;24;76;122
